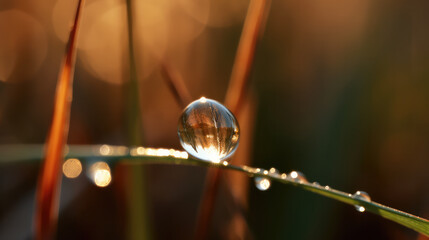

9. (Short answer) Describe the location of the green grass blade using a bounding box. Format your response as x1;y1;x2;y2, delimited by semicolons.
0;144;428;236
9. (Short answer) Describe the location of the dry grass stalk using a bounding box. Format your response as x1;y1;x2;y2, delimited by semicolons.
34;1;84;239
161;63;193;108
195;0;270;239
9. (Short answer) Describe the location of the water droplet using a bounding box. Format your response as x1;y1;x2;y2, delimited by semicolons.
178;97;240;163
313;182;320;187
269;168;280;177
324;185;330;190
281;173;287;179
89;161;112;187
353;191;371;212
254;177;271;191
289;171;308;183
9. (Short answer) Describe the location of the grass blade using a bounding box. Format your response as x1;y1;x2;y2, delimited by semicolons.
7;144;426;236
34;1;84;239
124;0;151;239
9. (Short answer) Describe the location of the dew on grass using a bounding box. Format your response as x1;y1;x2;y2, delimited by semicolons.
178;97;239;163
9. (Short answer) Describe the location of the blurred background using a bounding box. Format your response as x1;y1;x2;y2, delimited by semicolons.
0;0;428;239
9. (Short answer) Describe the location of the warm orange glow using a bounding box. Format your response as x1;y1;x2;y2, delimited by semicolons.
90;161;112;187
0;10;47;82
53;0;128;85
62;158;82;178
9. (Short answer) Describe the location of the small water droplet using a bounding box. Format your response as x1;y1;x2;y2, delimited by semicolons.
254;177;271;191
353;191;371;212
263;170;269;175
222;161;229;166
178;98;240;163
324;185;330;190
289;171;308;183
313;182;320;187
281;173;287;179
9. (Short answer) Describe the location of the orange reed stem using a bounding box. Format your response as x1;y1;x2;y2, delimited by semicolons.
34;1;84;239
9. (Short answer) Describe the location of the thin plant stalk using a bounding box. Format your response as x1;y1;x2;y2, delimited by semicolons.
195;0;270;238
34;0;84;239
124;0;151;239
161;62;193;108
224;0;271;113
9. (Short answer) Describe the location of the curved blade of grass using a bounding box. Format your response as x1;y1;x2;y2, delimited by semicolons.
2;144;428;236
34;1;84;239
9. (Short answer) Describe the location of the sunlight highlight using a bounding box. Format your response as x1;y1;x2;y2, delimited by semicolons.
90;161;112;187
130;147;188;159
199;96;207;103
357;206;366;212
94;169;111;187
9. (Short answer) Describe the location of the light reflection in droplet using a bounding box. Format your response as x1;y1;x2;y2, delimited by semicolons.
254;177;271;191
356;206;366;212
199;96;207;103
352;191;371;213
62;158;82;178
289;171;308;183
90;161;112;187
130;147;188;159
94;169;111;187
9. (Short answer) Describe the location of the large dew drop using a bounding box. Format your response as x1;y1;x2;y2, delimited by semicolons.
352;191;371;212
178;97;240;163
254;177;271;191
